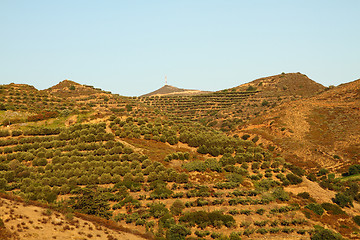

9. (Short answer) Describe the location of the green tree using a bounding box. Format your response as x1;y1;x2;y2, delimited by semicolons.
170;200;185;216
166;224;191;240
149;203;169;219
72;189;113;219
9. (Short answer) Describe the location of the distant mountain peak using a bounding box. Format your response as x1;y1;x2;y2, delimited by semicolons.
141;84;211;97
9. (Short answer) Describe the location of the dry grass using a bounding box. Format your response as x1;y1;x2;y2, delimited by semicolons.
0;193;151;240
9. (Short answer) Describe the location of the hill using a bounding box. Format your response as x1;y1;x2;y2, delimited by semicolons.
232;72;325;97
239;78;360;171
44;80;106;98
0;74;359;240
137;73;325;130
0;80;147;126
140;84;211;97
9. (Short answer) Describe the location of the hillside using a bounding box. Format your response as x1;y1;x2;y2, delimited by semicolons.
0;195;147;240
0;74;359;240
239;78;360;171
232;72;325;97
137;73;325;131
141;84;211;97
0;80;148;127
44;80;105;98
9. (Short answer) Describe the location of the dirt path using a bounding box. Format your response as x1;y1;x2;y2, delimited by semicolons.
285;177;360;217
285;177;336;203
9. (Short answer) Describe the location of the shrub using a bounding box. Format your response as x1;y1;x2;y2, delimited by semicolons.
210;232;222;239
254;220;268;227
256;208;265;215
286;173;303;185
166;225;191;240
353;215;360;226
71;189;113;219
332;192;353;208
243;228;255;236
240;210;252;215
321;203;346;215
305;203;324;216
318;168;329;176
261;100;269;107
0;130;10;137
229;231;242;240
297;192;310;199
256;228;268;234
149;203;169;218
11;130;23;136
0;218;5;228
241;134;250;140
179;210;235;228
195;230;210;238
272;187;290;201
0;178;7;189
170;200;185;216
343;164;360;176
310;227;343;240
226;173;243;183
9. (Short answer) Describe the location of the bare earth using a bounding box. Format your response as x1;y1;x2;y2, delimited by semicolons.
0;197;145;240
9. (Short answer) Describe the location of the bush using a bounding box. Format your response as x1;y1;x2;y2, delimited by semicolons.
149;203;169;218
321;203;346;215
272;187;290;201
0;178;7;189
286;173;303;185
226;173;243;183
256;208;265;215
241;134;250;140
229;231;242;240
307;173;317;181
210;232;222;239
353;215;360;226
0;130;10;137
318;168;329;176
297;192;310;199
11;130;23;136
195;230;210;238
179;210;235;228
166;225;191;240
170;200;185;216
71;189;113;219
305;203;324;216
343;164;360;176
310;227;343;240
332;192;353;208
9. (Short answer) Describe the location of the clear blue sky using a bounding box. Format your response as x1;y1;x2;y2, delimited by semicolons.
1;1;359;96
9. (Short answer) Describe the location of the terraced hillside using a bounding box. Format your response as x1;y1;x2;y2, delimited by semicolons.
141;85;211;97
0;75;359;240
0;117;350;240
0;80;155;127
137;73;325;131
238;78;360;172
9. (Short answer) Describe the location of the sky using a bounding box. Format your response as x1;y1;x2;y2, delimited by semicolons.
1;1;359;96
